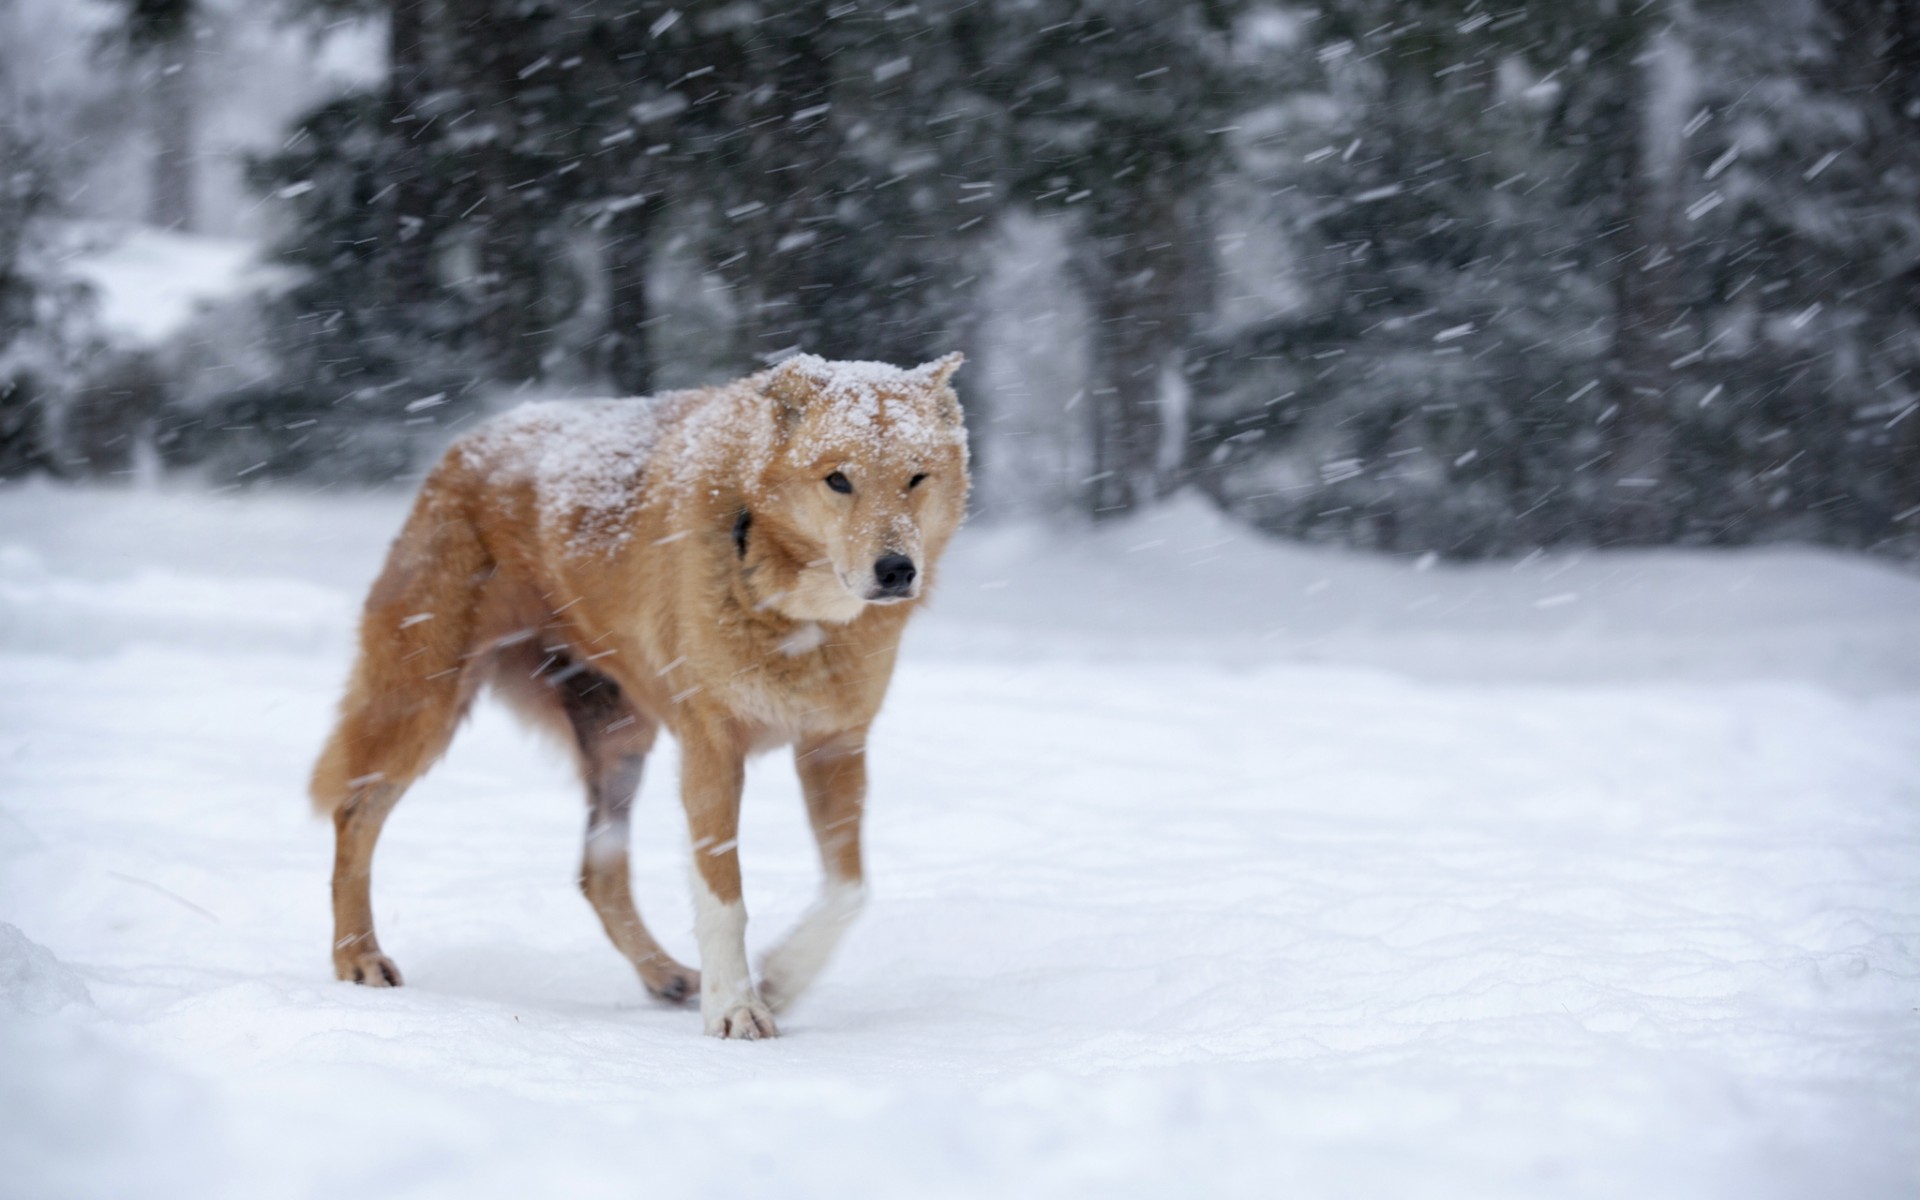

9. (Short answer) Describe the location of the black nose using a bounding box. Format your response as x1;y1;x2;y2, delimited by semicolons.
873;554;917;595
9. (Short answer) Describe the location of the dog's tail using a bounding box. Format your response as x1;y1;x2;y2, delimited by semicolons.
310;474;491;815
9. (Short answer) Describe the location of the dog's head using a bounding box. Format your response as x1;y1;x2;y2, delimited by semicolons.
749;352;970;623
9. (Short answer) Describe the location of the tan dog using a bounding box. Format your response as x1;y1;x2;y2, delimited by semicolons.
310;353;969;1038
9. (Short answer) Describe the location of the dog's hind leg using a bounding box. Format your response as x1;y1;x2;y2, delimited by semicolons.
758;730;868;1014
311;484;491;987
329;782;407;985
546;660;700;1004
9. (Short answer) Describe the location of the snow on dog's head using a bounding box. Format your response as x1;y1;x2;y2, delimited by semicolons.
752;352;969;622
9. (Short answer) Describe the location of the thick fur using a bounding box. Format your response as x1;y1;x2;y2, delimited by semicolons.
311;354;969;1037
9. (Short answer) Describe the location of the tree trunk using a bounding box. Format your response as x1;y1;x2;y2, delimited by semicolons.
602;199;659;395
470;6;544;382
1821;0;1920;529
1085;293;1163;517
0;374;54;479
1598;13;1691;543
1080;186;1213;519
748;11;839;361
476;194;545;382
147;35;195;232
384;0;434;311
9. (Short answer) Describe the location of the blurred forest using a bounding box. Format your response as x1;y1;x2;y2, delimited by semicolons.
2;0;1917;556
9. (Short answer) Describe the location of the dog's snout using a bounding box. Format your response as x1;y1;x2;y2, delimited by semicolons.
873;554;917;596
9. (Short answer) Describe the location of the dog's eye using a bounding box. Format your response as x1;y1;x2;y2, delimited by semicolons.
825;471;853;494
908;473;928;489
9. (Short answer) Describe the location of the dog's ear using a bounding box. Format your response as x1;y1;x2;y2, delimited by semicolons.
914;352;966;425
915;351;965;389
765;354;829;425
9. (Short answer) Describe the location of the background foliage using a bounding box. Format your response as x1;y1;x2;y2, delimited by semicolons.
2;0;1916;556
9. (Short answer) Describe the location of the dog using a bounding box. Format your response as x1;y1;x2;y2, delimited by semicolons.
310;352;968;1038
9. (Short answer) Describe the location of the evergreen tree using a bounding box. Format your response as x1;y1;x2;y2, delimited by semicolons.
1189;0;1920;555
657;2;998;370
0;33;98;478
113;0;202;232
1191;4;1620;553
0;119;62;477
980;0;1242;516
218;0;1915;555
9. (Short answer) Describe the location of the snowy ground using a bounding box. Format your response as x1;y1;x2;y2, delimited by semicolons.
2;482;1917;1199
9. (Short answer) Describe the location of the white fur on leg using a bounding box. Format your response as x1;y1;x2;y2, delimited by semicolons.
584;816;626;868
758;879;865;1014
691;872;776;1039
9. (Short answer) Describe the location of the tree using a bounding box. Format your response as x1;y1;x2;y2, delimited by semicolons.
0;118;62;476
1667;0;1920;549
665;1;998;372
980;1;1241;516
0;15;99;477
226;0;1915;557
114;0;202;232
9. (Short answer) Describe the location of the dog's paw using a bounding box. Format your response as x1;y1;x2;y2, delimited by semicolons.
641;963;700;1006
757;961;811;1015
335;950;403;988
757;971;796;1015
756;882;863;1015
704;996;778;1040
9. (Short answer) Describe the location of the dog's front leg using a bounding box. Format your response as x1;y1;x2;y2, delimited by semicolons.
680;723;776;1039
759;731;868;1014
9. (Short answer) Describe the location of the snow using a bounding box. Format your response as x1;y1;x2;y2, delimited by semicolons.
775;353;969;465
1;482;1917;1198
455;397;675;552
449;357;968;557
449;353;966;555
60;224;276;347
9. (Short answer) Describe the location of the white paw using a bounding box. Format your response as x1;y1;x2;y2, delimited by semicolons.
704;995;778;1040
758;960;801;1015
757;882;864;1014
